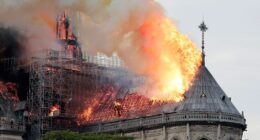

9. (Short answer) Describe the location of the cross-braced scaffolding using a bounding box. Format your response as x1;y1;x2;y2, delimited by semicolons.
27;49;133;139
28;50;75;139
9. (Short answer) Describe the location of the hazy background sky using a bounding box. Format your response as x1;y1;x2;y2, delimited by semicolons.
158;0;259;139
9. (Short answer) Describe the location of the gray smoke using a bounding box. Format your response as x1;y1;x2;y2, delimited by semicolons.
0;0;164;73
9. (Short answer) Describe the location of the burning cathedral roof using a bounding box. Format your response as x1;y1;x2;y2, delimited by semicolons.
77;63;243;124
80;63;246;132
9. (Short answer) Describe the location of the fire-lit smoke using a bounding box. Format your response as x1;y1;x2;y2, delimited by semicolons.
138;17;202;101
0;0;202;102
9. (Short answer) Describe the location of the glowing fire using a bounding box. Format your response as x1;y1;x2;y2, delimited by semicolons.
39;9;201;103
39;10;202;123
81;107;93;121
49;104;60;117
139;16;202;102
0;81;19;102
78;16;202;123
78;85;167;124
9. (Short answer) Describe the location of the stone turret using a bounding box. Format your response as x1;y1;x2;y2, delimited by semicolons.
169;64;246;140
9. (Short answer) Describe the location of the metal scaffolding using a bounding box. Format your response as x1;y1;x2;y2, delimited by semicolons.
27;49;133;139
28;50;74;139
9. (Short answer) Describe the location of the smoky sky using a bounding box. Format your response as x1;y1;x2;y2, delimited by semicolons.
0;27;28;100
0;27;23;81
0;27;22;81
0;27;23;58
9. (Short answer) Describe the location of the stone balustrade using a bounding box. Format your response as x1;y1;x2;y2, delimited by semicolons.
0;123;25;132
81;112;246;133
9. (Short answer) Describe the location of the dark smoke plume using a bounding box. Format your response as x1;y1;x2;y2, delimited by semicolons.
0;27;23;58
0;27;28;100
0;27;23;81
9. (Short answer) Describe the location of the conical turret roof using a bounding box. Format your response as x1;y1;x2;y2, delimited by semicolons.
177;65;241;115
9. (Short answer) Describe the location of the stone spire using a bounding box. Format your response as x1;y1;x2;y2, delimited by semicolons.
199;21;208;66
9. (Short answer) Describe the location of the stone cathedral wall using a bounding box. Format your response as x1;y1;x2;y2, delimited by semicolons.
124;124;243;140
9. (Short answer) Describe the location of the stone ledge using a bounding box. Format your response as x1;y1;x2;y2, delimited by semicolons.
80;112;246;133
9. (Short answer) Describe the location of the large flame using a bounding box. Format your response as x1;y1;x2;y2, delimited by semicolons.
139;16;202;102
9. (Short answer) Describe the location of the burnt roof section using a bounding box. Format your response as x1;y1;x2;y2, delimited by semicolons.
176;65;241;115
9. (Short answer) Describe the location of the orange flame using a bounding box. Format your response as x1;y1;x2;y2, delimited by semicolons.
139;16;202;102
77;85;168;124
81;107;93;121
49;104;60;117
78;17;202;123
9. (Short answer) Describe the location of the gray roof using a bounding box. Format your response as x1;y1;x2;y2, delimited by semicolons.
176;65;241;115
